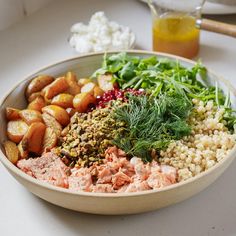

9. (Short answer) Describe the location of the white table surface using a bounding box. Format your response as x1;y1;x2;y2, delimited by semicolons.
0;0;236;235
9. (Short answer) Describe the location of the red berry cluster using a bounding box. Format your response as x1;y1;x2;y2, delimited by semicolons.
96;88;144;108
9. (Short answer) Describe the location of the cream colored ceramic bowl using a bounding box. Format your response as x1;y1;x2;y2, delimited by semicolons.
0;51;236;215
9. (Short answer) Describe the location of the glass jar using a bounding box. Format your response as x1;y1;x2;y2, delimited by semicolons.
151;0;205;58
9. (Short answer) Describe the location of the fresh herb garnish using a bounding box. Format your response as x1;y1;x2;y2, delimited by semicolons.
112;94;192;162
94;52;236;133
93;52;224;104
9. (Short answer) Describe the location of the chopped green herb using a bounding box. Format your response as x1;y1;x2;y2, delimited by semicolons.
112;94;192;162
94;52;236;133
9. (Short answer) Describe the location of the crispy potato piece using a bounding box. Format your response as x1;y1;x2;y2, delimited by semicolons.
51;93;74;108
93;86;104;97
81;82;96;94
73;92;96;113
78;78;92;86
42;113;62;137
97;74;114;91
42;105;70;126
20;122;46;155
65;71;81;95
6;107;20;121
66;107;76;117
18;121;45;158
19;109;43;125
28;122;46;154
27;96;46;112
43;127;57;152
4;140;20;164
28;92;42;103
7;120;28;143
42;77;69;100
26;75;54;98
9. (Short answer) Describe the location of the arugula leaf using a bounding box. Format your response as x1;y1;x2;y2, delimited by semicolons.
118;61;136;81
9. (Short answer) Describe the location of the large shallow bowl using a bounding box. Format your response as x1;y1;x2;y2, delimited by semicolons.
0;50;236;215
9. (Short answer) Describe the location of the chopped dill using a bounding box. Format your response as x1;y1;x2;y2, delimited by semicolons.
112;94;192;162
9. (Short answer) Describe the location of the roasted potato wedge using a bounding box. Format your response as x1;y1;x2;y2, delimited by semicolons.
19;109;43;125
27;96;46;112
6;107;20;121
93;86;104;97
97;74;114;91
81;82;96;94
42;77;69;100
51;93;74;108
42;113;62;137
26;75;54;98
43;127;57;152
7;120;28;143
4;140;20;164
65;71;81;95
20;122;46;155
42;105;70;126
73;92;96;113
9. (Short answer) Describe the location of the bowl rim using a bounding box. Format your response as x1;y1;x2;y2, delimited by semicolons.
1;49;236;198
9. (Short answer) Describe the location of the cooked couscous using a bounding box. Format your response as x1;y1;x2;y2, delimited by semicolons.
159;99;236;181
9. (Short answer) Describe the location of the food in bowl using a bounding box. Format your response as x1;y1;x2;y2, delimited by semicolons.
3;52;236;194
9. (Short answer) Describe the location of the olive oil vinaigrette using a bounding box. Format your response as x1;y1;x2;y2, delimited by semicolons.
153;13;200;59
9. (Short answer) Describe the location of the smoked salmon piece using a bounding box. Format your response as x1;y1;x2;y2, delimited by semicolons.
17;152;69;188
16;146;177;193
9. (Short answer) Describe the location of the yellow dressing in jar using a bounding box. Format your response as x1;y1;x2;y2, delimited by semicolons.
153;13;200;59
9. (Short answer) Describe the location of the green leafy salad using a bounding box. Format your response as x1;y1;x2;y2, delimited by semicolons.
93;52;236;162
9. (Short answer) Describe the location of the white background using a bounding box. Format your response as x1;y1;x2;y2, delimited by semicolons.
0;0;236;235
